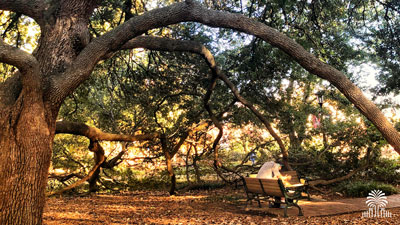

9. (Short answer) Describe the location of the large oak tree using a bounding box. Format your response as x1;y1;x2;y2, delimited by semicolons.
1;0;399;224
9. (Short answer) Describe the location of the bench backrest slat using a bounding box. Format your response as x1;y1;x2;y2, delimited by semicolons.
244;177;264;194
244;177;284;197
259;179;284;197
244;177;263;194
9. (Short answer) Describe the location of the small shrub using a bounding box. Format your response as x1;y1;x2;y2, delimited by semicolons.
366;158;400;184
338;180;398;197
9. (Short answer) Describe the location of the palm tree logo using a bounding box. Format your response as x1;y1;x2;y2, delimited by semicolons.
366;190;388;217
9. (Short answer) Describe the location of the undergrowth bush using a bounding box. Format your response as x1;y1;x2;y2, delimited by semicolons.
338;180;398;197
364;158;400;184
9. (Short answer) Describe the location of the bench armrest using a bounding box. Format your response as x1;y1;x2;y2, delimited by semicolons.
300;178;309;185
284;187;303;199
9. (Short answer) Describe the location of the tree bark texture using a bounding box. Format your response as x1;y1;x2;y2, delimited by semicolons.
1;1;400;224
0;89;54;225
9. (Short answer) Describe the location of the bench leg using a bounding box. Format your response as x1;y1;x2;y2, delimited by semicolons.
302;184;311;200
255;194;261;207
246;198;251;208
292;199;304;216
284;206;288;217
245;193;261;208
294;203;303;216
284;198;303;217
306;188;311;201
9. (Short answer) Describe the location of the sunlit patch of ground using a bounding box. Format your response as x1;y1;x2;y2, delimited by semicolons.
44;188;400;224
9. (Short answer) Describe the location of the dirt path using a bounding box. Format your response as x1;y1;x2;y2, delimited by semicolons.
43;189;400;224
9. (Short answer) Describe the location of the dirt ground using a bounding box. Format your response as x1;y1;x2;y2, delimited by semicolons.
43;188;400;224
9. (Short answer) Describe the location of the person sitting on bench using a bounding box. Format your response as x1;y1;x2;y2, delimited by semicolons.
256;161;290;208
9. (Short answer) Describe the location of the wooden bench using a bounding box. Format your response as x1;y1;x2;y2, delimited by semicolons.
281;171;311;200
242;177;303;217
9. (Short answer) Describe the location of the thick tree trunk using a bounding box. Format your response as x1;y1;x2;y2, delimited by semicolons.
185;145;192;184
0;94;54;225
88;141;105;193
88;168;101;193
193;151;202;183
0;2;96;223
165;152;176;195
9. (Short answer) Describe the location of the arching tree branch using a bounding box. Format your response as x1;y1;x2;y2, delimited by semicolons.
0;38;39;77
206;80;225;167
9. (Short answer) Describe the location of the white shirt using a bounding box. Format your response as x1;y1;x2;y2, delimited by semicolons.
256;161;282;178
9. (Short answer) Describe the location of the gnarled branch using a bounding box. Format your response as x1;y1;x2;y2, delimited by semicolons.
0;38;39;77
56;121;158;141
52;121;158;195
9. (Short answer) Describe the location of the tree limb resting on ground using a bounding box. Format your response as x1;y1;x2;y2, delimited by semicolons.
52;121;158;195
47;141;105;196
309;147;372;189
308;164;369;187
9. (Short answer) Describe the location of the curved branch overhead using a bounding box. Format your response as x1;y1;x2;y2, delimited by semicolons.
182;0;400;153
49;1;196;104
